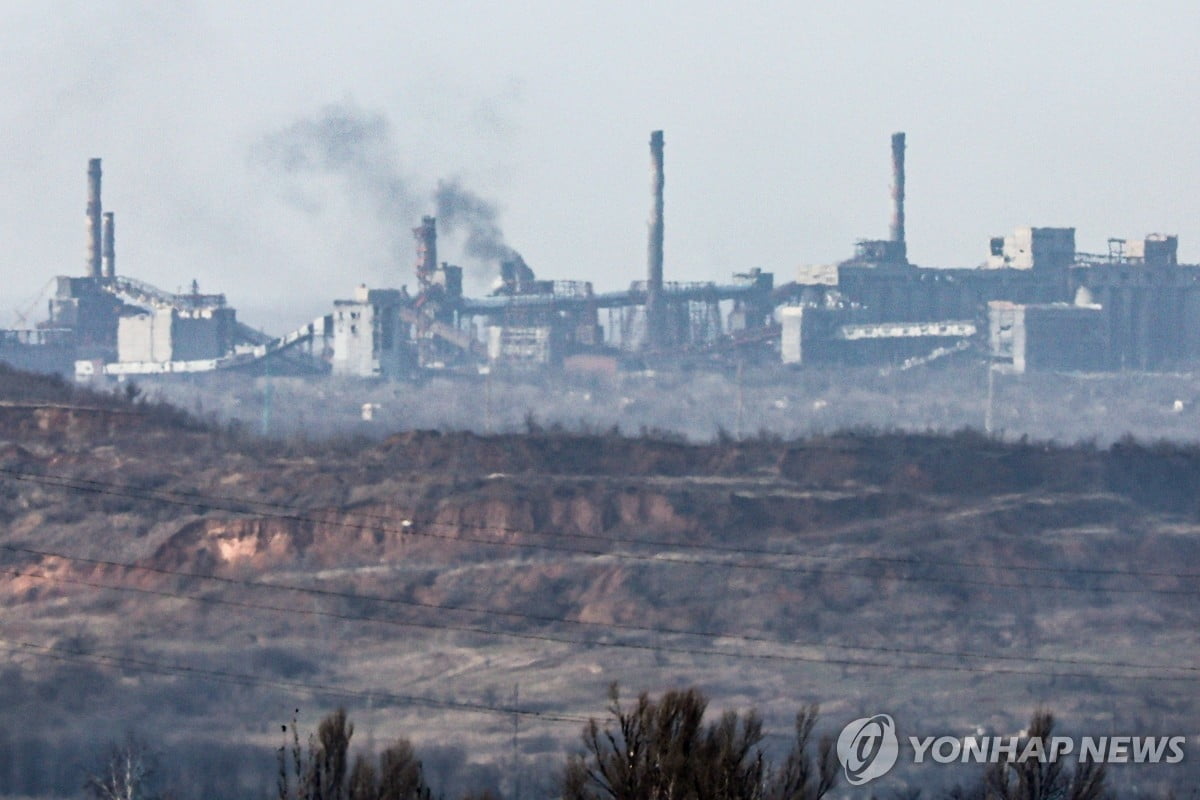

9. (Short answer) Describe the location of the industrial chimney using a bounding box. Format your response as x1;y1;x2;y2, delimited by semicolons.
413;215;437;289
889;132;906;255
86;158;103;279
646;130;665;349
102;212;116;278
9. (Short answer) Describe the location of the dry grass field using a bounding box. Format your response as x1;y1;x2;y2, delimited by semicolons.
0;365;1197;797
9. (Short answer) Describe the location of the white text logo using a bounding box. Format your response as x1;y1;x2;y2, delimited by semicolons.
836;714;899;786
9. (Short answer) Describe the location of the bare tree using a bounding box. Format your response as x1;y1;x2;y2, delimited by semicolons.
348;755;378;800
563;683;778;800
85;735;157;800
695;709;767;800
565;684;699;800
980;710;1110;800
766;705;837;800
279;709;433;800
377;739;432;800
279;708;354;800
313;709;354;800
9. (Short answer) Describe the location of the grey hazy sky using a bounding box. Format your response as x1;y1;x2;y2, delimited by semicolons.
3;1;1198;332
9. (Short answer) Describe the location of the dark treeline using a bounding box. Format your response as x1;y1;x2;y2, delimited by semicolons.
76;686;1159;800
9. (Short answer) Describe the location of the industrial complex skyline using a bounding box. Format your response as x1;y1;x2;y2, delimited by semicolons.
3;2;1198;333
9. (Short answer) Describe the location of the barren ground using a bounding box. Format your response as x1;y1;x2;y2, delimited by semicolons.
0;370;1197;797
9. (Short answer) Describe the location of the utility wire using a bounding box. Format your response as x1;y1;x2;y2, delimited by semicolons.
5;465;1190;580
0;466;1197;595
0;637;588;725
5;452;1196;728
6;547;1199;674
4;561;1198;682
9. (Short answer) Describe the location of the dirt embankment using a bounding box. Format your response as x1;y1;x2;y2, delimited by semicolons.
6;418;1200;583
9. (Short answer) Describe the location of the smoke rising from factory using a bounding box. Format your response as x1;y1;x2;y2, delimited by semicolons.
434;178;518;264
252;103;519;282
254;105;420;225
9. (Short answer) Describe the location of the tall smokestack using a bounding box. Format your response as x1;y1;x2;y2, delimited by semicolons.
646;130;665;348
86;158;102;279
414;215;437;288
102;212;115;278
889;132;906;247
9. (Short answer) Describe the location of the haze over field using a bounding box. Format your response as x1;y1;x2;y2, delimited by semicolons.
3;2;1200;333
139;364;1200;446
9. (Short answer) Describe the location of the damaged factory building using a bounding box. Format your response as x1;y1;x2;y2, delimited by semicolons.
36;159;270;378
5;132;1200;382
322;130;773;377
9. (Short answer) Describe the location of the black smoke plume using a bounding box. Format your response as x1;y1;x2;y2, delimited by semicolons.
433;178;517;263
254;104;519;278
253;104;420;230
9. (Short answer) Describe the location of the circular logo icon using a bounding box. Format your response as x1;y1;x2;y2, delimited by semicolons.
837;714;899;786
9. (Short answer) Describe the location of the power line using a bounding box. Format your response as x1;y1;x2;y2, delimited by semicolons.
0;637;589;725
3;450;1194;731
4;561;1198;682
7;465;1190;580
32;470;1185;575
1;467;1196;595
2;566;810;668
8;547;1194;674
6;546;1199;675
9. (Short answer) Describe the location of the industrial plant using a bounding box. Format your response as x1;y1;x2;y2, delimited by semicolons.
3;133;1196;381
